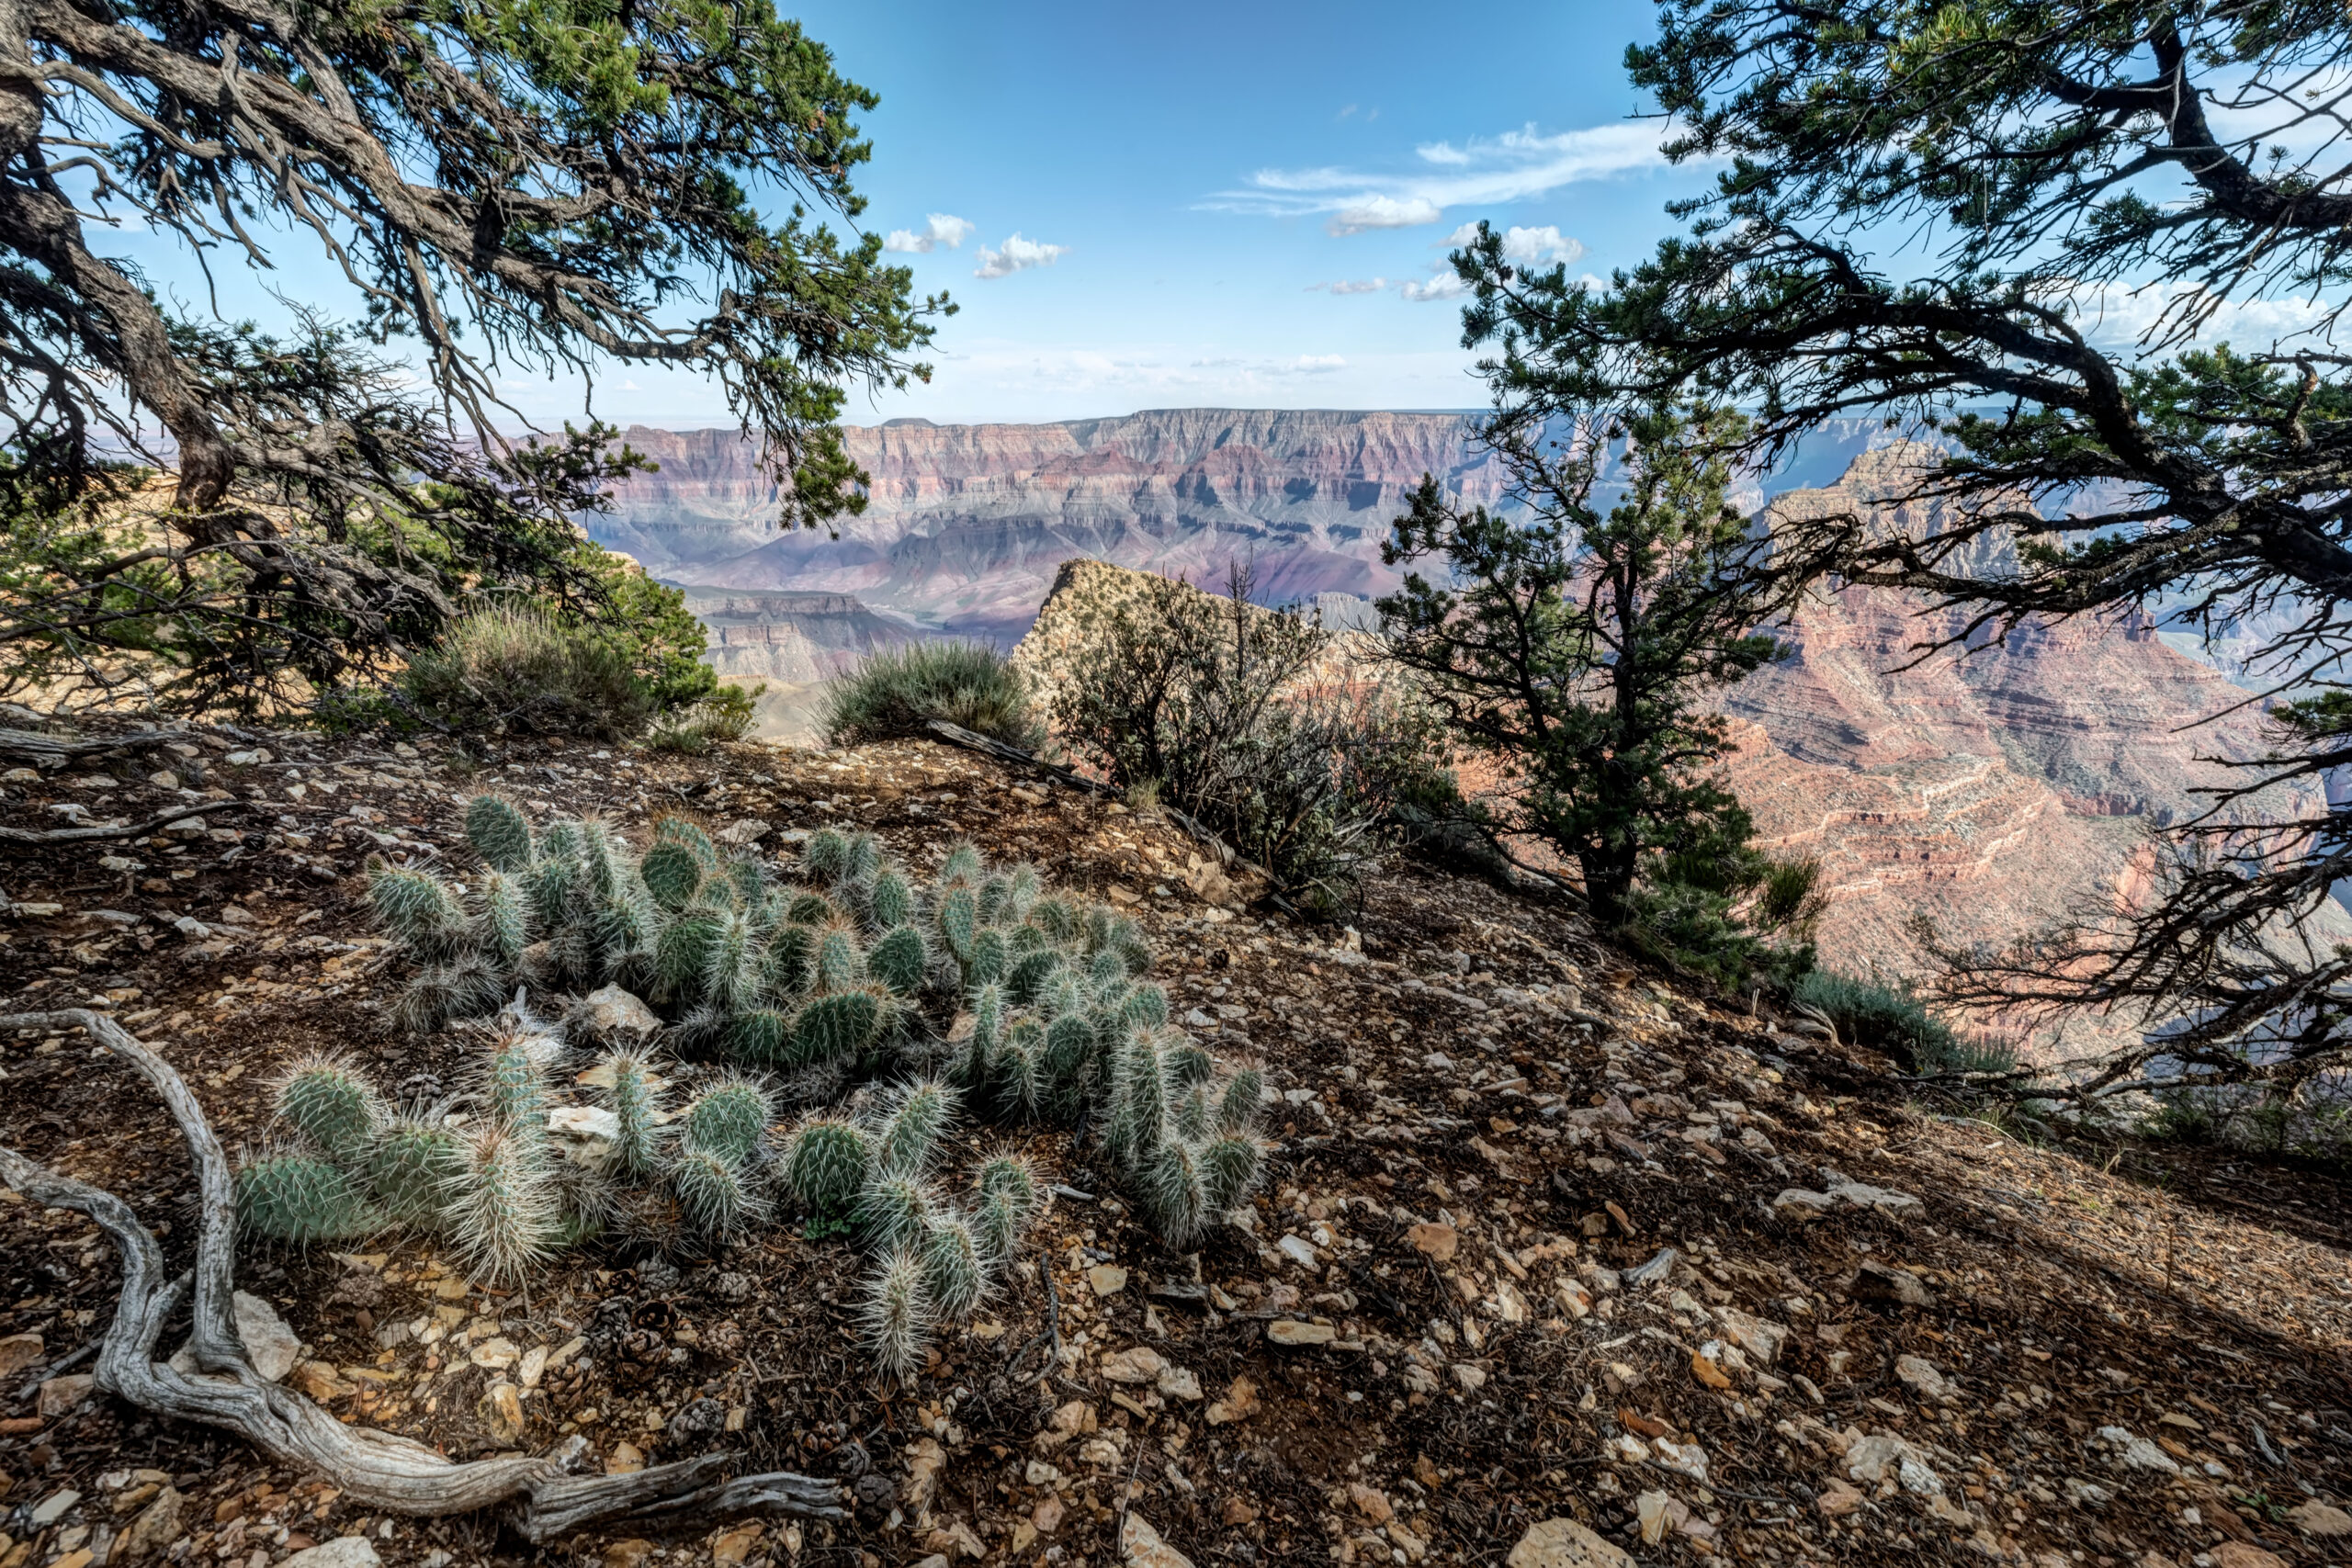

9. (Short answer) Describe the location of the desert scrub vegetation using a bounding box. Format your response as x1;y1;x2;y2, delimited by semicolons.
236;795;1266;1375
820;640;1045;750
1048;562;1456;918
1791;968;2015;1077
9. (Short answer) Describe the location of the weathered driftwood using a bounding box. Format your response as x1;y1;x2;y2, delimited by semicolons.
0;1010;848;1542
0;726;186;766
0;801;244;847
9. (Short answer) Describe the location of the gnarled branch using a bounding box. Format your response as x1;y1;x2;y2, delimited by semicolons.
0;1010;848;1542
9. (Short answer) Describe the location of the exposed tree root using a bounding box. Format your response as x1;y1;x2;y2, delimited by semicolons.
0;801;249;847
0;1009;848;1544
0;726;186;766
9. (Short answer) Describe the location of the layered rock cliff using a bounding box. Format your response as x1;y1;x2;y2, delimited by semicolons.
595;410;1521;640
600;412;2332;1032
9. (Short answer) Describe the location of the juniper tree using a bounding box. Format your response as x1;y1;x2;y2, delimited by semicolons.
1451;0;2352;1090
0;0;944;705
1381;404;1809;980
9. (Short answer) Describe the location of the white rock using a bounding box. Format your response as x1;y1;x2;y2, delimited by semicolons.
1714;1307;1788;1366
548;1104;621;1168
1119;1512;1194;1568
1770;1188;1835;1216
233;1291;302;1382
1099;1347;1168;1384
281;1538;383;1568
1274;1234;1319;1269
717;818;772;846
1894;1355;1952;1402
1506;1517;1636;1567
1826;1179;1923;1218
2098;1426;2181;1474
29;1489;81;1526
1156;1366;1203;1402
580;985;660;1043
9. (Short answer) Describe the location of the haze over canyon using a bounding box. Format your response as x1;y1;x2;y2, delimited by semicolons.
588;409;2324;1022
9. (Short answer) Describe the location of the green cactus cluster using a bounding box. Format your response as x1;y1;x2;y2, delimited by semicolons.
342;799;1267;1371
232;1025;779;1280
781;1082;1045;1380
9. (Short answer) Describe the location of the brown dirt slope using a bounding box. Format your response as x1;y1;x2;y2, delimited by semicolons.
3;723;2350;1568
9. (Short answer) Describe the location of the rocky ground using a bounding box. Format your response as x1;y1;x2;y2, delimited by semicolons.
4;719;2351;1568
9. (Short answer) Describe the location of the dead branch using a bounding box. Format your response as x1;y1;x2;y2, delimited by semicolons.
0;1010;848;1542
0;726;184;766
921;718;1295;908
0;800;250;846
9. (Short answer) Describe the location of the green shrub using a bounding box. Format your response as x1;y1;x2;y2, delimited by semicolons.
401;605;654;739
820;641;1044;750
647;682;761;754
1050;562;1452;914
1792;968;2014;1076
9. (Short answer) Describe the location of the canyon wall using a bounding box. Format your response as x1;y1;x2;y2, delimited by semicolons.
599;412;2329;1026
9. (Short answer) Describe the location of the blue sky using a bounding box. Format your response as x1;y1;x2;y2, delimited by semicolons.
741;0;1700;426
96;0;1703;433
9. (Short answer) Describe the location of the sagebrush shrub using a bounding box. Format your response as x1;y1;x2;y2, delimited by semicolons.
820;641;1045;751
401;605;655;740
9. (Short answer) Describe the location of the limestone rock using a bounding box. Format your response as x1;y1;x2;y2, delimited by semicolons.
233;1291;301;1381
2288;1499;2352;1536
37;1373;95;1417
1100;1346;1168;1384
1119;1512;1194;1568
0;1332;42;1375
118;1485;183;1559
580;985;661;1043
1205;1375;1260;1426
1505;1517;1635;1568
279;1539;382;1568
1268;1320;1335;1347
1406;1223;1458;1261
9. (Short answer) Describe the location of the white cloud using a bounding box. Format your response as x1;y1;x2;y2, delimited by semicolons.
1286;355;1349;374
883;213;975;254
1211;121;1673;229
1327;196;1443;234
1308;278;1389;295
972;233;1069;279
1401;275;1471;303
